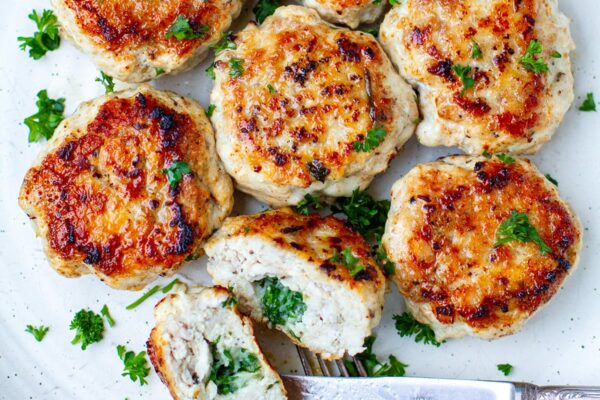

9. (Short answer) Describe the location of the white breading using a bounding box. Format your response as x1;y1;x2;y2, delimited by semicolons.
380;0;575;155
147;285;287;400
52;0;243;82
210;6;418;207
302;0;386;28
204;209;386;360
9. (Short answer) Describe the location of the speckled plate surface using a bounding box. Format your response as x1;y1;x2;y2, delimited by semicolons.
1;1;599;399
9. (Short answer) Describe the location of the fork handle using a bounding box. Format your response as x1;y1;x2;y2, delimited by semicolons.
519;383;600;399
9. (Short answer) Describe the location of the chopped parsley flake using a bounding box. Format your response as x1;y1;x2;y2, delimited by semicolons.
296;194;323;215
162;161;191;187
495;210;552;254
550;51;562;59
545;174;559;186
471;39;482;59
453;64;475;96
520;39;549;74
229;58;244;78
330;247;366;278
497;363;514;376
166;15;208;40
95;71;115;94
206;104;216;118
211;31;236;55
25;325;49;342
209;344;261;394
206;63;216;80
579;92;597;112
353;125;387;152
495;153;515;164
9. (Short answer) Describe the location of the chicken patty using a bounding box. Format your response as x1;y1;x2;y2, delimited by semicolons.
19;85;234;290
210;6;418;207
302;0;386;28
147;285;287;400
382;155;582;340
52;0;243;82
204;208;386;359
380;0;575;155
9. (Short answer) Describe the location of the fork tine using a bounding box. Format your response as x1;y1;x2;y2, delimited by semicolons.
336;359;350;377
316;355;331;377
352;356;369;377
296;346;313;376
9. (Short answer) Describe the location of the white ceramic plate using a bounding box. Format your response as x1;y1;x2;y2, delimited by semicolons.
1;1;599;398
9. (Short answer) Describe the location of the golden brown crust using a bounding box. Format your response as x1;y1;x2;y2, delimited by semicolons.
19;86;233;290
383;156;582;337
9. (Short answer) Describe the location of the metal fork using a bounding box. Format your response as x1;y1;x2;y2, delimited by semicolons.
295;345;367;378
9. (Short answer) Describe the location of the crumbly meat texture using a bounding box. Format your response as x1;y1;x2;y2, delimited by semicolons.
382;155;582;340
147;286;287;400
204;208;386;359
380;0;575;155
301;0;386;28
19;85;234;290
52;0;243;82
210;6;418;207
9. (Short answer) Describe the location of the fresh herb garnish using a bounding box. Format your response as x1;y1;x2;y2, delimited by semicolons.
126;279;180;310
222;288;238;308
211;31;236;54
210;344;261;394
520;39;548;74
361;27;379;38
482;150;492;158
257;277;306;327
206;63;216;80
353;125;387;152
330;248;366;278
254;0;279;24
296;194;323;215
550;51;562;59
453;64;475;96
96;71;115;94
18;9;61;60
579;92;597;112
25;325;49;342
495;153;515;164
162;161;191;187
495;210;552;254
70;309;104;350
155;67;165;76
497;363;514;376
117;345;151;385
545;174;559;186
393;312;442;347
206;104;216;118
229;58;244;78
332;189;390;242
345;336;407;377
267;84;276;94
471;39;482;59
24;89;65;142
373;0;382;4
389;0;401;5
375;243;395;276
100;304;116;327
166;15;208;40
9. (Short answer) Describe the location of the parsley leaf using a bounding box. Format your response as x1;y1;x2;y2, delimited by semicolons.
267;84;277;94
229;58;244;78
361;27;379;38
495;153;515;164
70;309;104;350
330;248;366;278
296;194;323;215
345;336;408;377
393;312;442;347
18;9;61;60
209;344;261;394
25;325;49;342
495;210;552;254
353;125;387;152
332;189;390;242
579;92;597;112
375;243;395;276
117;345;150;385
100;304;116;327
453;64;475;96
257;277;307;327
24;90;65;142
520;39;548;74
155;67;165;76
482;150;492;158
471;39;482;59
162;161;191;187
550;51;562;59
254;0;279;24
545;173;559;186
206;63;216;80
211;31;236;55
222;288;238;308
95;71;115;94
206;104;216;118
165;14;208;40
497;363;514;376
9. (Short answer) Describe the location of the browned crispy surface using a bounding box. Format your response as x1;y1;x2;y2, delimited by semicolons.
384;156;581;335
19;87;232;289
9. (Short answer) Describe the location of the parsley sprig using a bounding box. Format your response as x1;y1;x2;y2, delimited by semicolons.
166;15;208;40
25;324;49;342
18;9;61;60
332;189;390;242
579;92;596;112
495;210;552;254
330;248;366;278
210;344;261;394
211;31;236;55
254;0;280;24
520;40;549;74
353;125;387;152
345;336;408;377
229;58;244;78
497;363;514;376
453;64;475;96
258;277;306;327
117;345;151;385
162;161;191;188
296;194;324;215
70;309;104;350
96;71;115;94
24;90;65;142
394;312;442;347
